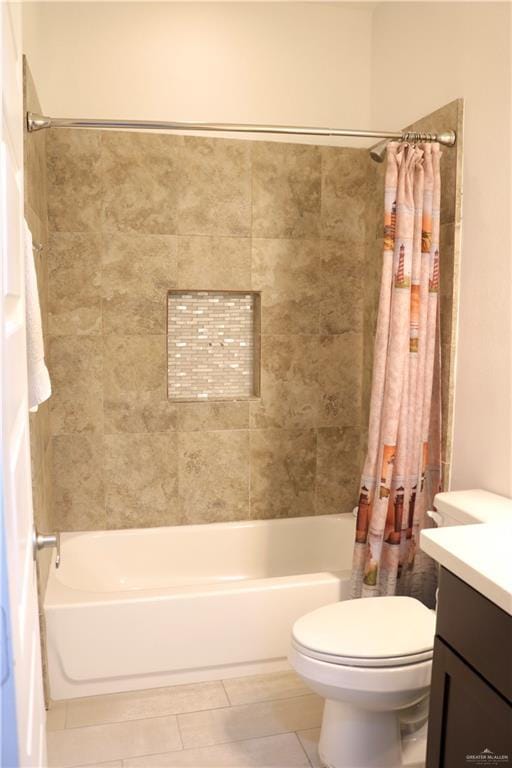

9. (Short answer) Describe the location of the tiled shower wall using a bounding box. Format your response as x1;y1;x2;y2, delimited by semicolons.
37;101;461;531
44;130;371;529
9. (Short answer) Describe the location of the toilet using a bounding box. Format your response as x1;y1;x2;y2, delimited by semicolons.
290;596;434;768
289;490;512;768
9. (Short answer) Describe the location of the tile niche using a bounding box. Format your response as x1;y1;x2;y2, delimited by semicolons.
167;291;260;401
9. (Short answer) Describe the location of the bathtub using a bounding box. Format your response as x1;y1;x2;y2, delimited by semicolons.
44;513;356;700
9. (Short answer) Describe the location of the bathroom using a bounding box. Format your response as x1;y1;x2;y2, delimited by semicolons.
1;2;511;767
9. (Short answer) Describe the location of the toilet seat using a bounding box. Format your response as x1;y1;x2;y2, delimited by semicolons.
291;638;433;667
292;596;435;669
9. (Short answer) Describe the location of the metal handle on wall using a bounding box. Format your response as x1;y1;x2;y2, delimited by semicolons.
33;529;60;568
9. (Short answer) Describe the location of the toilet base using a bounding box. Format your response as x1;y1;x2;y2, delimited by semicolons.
318;699;427;768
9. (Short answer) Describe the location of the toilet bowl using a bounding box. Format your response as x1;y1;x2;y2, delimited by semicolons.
289;596;436;768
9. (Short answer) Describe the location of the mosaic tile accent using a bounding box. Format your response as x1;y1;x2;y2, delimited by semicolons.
167;291;260;401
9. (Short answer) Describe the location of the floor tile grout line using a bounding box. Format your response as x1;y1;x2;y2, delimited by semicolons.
62;703;227;731
177;691;318;718
54;691;318;732
59;727;313;768
52;733;186;768
219;678;233;707
174;711;185;753
116;729;318;768
168;728;319;757
294;730;315;768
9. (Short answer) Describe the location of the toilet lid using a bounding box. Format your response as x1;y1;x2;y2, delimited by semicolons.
292;596;436;667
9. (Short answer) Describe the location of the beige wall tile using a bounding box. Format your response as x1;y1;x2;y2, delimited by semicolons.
250;336;318;430
223;670;309;706
251;239;320;334
48;232;102;335
439;221;459;473
51;435;105;531
177;694;322;749
46;129;103;232
318;333;363;427
104;392;177;434
101;132;182;235
361;237;383;436
24;61;48;225
404;99;461;226
25;134;48;230
103;294;165;342
177;402;249;432
363;237;383;331
66;680;228;728
439;223;456;304
439;140;459;225
368;161;385;241
316;427;361;515
250;332;363;429
42;127;380;531
178;236;251;290
252;143;321;238
320;240;364;334
30;408;46;534
103;335;166;397
405;99;463;485
178;431;250;523
102;233;177;335
48;336;103;434
178;138;251;236
124;733;310;768
250;429;317;519
25;210;49;367
47;714;181;768
321;147;368;242
104;433;178;528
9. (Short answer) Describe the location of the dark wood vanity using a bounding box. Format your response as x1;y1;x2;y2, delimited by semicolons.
426;568;512;767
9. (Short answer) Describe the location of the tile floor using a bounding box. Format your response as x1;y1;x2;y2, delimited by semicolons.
46;669;324;768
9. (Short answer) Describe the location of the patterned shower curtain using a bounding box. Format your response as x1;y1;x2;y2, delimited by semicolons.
351;142;442;606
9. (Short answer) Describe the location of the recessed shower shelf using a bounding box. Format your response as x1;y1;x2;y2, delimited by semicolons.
167;290;261;402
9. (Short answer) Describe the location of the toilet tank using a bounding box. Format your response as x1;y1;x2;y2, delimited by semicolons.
432;489;512;526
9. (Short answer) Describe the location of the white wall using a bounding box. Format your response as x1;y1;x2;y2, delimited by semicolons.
371;2;511;496
22;2;373;144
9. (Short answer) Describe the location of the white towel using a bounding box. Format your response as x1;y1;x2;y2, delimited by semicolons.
24;221;51;411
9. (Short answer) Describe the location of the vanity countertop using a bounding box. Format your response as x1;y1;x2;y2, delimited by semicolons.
420;522;512;615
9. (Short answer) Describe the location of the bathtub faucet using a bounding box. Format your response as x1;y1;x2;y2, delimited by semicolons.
33;528;61;568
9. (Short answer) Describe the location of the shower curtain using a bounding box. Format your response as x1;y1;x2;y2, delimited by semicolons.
351;141;442;606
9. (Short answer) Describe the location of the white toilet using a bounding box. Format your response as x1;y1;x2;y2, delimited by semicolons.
289;490;512;768
290;596;434;768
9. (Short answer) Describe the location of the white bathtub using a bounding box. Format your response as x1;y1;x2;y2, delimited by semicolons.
45;513;356;700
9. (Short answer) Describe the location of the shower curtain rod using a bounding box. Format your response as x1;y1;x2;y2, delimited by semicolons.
26;112;457;146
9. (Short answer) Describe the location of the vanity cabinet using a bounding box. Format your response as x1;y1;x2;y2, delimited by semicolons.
426;568;512;767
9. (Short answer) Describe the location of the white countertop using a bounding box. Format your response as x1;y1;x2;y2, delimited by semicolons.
420;522;512;615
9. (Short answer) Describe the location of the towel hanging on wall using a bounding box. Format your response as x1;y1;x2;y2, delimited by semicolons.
24;220;51;411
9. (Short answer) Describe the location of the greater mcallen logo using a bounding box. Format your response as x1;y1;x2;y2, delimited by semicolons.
466;748;509;764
